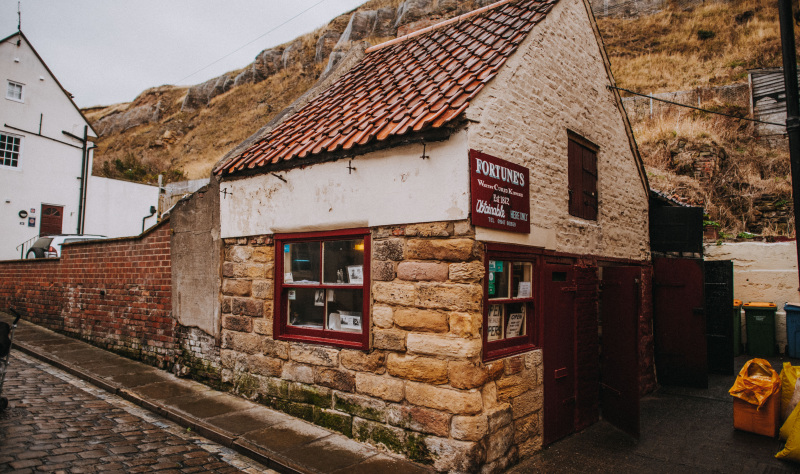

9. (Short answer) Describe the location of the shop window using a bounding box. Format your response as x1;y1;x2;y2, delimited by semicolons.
484;245;538;361
0;132;21;168
6;81;23;102
274;228;370;349
568;133;598;220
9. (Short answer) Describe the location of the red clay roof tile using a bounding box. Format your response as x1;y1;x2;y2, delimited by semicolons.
215;0;559;176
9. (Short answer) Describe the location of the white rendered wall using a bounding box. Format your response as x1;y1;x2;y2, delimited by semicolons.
0;34;94;260
84;176;160;237
705;241;800;352
220;131;470;238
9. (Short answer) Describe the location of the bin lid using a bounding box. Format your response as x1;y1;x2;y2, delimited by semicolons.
743;302;777;308
734;299;742;307
786;303;800;310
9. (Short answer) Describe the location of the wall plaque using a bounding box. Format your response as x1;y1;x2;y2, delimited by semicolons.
469;150;530;233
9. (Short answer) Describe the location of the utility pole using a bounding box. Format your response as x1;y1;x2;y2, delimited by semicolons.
778;0;800;291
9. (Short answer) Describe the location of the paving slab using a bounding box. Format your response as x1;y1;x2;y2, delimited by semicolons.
132;379;211;401
330;453;434;474
204;408;294;436
239;421;333;454
282;435;377;473
0;312;431;474
169;392;257;421
109;369;175;388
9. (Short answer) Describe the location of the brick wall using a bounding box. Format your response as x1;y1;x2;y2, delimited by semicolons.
0;221;175;368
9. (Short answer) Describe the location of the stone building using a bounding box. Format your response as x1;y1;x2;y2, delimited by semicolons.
179;0;654;470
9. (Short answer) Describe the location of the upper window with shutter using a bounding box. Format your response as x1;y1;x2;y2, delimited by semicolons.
567;133;598;221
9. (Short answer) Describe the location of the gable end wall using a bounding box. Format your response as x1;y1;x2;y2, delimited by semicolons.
465;0;649;261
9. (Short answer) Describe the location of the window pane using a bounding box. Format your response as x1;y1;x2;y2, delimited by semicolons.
504;302;526;338
487;302;527;341
7;82;22;100
287;288;325;328
512;262;533;298
326;288;363;333
488;260;509;299
284;242;320;283
487;304;503;341
0;134;19;167
323;239;364;284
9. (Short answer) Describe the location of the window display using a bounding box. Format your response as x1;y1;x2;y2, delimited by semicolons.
275;229;370;349
484;248;538;361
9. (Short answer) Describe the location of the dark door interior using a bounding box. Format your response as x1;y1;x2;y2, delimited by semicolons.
40;204;63;235
705;260;734;375
542;262;576;445
653;257;708;388
600;266;641;438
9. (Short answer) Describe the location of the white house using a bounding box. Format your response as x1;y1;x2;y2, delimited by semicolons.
0;31;159;260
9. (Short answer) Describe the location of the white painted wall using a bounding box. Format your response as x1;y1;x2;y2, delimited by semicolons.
220;131;470;238
0;33;94;260
84;176;160;237
705;241;800;352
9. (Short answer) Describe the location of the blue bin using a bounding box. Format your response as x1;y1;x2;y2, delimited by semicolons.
786;303;800;358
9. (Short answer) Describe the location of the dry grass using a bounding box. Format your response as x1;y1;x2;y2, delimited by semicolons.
635;105;793;235
597;0;798;93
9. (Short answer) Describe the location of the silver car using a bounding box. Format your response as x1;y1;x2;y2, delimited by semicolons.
25;234;106;259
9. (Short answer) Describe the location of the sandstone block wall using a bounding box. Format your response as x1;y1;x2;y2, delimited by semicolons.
216;221;543;472
465;0;650;262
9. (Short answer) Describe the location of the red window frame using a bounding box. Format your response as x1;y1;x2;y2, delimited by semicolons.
274;228;371;350
483;244;540;361
568;133;598;221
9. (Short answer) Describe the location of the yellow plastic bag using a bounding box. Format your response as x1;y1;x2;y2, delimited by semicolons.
777;403;800;461
781;362;800;420
729;358;781;409
781;402;800;440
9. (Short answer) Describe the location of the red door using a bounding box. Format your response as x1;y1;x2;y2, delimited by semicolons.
40;204;63;235
600;266;641;438
542;262;576;445
653;257;707;388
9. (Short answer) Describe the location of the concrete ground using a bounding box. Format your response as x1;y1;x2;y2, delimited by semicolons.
509;355;800;473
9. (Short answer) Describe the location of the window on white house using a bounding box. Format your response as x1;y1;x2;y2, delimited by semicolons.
0;133;21;167
6;81;23;102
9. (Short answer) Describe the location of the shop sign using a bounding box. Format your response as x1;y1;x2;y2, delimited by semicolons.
469;150;530;233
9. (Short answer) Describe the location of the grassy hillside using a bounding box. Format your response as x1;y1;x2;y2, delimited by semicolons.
597;0;796;236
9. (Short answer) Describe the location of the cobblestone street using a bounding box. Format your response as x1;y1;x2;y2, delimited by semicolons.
0;351;274;473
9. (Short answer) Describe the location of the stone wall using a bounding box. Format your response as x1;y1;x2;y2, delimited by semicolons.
215;220;541;472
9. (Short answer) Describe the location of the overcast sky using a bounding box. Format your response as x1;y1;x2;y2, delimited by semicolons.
0;0;366;108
